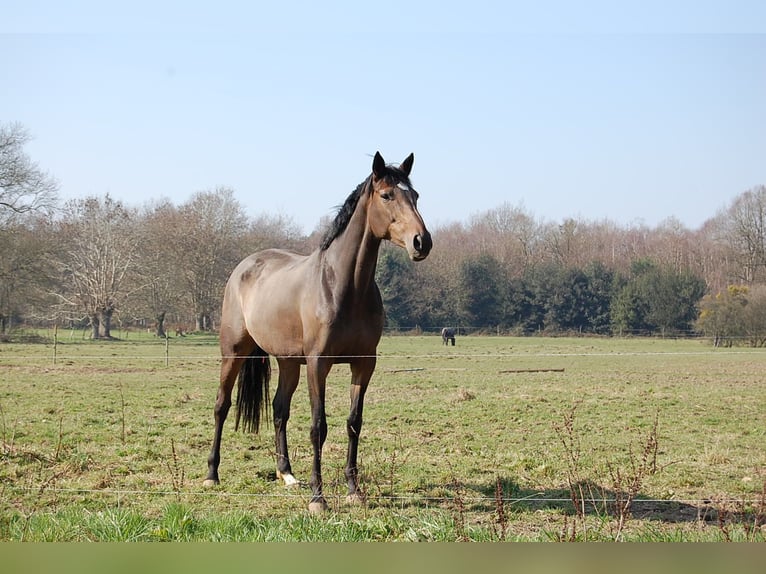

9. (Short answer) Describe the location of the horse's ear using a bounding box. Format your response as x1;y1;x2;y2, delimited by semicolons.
372;151;386;180
399;153;414;177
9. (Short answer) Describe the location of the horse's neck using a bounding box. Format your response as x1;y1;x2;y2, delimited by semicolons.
322;196;380;299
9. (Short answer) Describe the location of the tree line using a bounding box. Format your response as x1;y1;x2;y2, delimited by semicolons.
2;122;766;343
375;201;764;341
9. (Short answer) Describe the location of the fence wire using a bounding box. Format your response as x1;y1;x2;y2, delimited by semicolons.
5;484;762;508
4;349;766;364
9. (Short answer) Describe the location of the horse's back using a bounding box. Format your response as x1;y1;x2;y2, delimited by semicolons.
220;249;311;352
232;248;306;280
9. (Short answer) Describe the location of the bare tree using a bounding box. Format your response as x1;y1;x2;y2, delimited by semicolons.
0;216;55;334
176;187;249;331
244;212;305;254
544;217;596;268
645;217;693;272
0;122;58;222
129;200;186;337
691;217;736;293
53;195;139;338
722;186;766;283
741;284;766;346
469;202;544;276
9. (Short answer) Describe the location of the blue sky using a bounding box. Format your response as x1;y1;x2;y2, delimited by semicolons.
3;2;766;233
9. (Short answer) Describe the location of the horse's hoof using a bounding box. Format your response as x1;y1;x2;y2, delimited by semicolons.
277;471;300;487
308;499;329;514
346;492;366;506
202;478;219;488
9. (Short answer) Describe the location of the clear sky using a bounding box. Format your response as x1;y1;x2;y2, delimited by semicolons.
3;1;766;234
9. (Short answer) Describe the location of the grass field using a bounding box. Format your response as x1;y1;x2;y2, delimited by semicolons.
1;332;764;541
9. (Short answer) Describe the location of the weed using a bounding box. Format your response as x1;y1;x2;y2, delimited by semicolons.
0;401;5;446
491;475;508;541
558;514;577;542
448;473;468;542
166;438;185;499
365;434;408;504
710;467;766;542
606;410;660;540
54;415;64;462
745;468;766;541
553;404;663;541
553;402;588;525
118;382;126;444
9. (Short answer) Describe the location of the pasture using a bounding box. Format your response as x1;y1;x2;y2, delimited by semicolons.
1;333;764;541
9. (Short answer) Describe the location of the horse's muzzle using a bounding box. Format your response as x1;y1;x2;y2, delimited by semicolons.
411;231;432;261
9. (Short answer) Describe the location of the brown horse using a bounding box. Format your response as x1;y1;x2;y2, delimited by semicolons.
203;152;432;513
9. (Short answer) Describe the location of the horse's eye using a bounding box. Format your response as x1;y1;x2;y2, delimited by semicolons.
380;191;393;202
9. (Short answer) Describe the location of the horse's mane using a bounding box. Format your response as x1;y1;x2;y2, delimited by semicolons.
320;165;412;251
320;178;369;250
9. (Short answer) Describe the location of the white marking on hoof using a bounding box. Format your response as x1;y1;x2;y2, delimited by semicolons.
308;499;329;514
277;471;299;487
202;479;219;488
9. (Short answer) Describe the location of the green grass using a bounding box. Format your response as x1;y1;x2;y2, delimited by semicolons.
1;333;765;541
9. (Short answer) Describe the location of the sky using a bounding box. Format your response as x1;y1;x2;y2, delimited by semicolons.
3;1;766;234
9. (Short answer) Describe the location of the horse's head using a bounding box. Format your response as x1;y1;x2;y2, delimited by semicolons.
368;151;432;261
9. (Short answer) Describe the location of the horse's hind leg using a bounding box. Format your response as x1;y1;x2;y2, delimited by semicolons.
203;340;251;487
273;358;300;487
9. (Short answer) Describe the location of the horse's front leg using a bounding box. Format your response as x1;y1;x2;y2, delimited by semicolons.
345;356;376;504
306;357;332;513
273;358;300;487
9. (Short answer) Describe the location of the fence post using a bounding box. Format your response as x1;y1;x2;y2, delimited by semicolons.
165;334;170;367
53;324;58;365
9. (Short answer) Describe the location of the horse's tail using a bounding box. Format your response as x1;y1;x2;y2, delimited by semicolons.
234;345;271;434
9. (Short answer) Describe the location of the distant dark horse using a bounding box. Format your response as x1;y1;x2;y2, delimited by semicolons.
441;327;456;346
204;152;432;513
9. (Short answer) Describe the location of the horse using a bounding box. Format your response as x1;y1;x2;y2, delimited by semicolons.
203;152;432;513
441;327;456;346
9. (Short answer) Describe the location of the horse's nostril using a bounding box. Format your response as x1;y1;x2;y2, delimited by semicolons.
414;232;432;255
